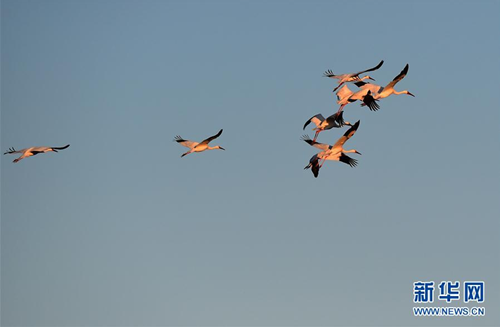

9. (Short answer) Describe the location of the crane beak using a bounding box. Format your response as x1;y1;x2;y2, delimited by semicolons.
355;150;362;155
219;147;225;151
368;77;375;81
407;91;415;97
53;149;58;153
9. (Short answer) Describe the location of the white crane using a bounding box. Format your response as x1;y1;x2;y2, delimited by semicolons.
356;63;415;109
174;129;225;157
4;144;70;163
330;84;378;124
335;84;375;117
303;111;352;141
302;121;361;178
324;60;384;92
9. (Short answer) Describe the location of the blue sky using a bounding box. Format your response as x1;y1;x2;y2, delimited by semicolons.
2;0;499;326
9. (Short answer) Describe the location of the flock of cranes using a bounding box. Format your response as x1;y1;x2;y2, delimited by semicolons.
302;60;414;177
4;61;413;179
334;63;414;116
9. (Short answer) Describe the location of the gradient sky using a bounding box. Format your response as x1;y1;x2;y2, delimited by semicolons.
1;0;499;326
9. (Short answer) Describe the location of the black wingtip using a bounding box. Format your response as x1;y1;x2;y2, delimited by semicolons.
394;64;409;81
342;120;360;138
4;147;17;155
337;111;345;125
301;135;314;146
339;153;359;168
333;112;345;126
312;164;320;178
354;80;368;87
303;118;311;130
363;91;380;111
403;64;409;74
323;69;335;77
304;162;320;177
51;144;70;151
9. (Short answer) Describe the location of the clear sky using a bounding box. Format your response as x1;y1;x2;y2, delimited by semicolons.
1;0;499;326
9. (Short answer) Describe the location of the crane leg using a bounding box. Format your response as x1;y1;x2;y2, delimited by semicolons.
313;130;320;142
319;157;327;168
332;82;344;93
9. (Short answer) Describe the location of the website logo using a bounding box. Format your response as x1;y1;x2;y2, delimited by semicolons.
413;281;485;317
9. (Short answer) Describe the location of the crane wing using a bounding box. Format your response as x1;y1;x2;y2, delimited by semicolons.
332;120;360;148
336;84;354;101
301;135;330;151
354;60;384;76
3;147;26;155
325;60;383;79
323;69;342;79
386;64;409;89
304;154;321;178
199;129;223;145
338;153;358;167
174;136;198;149
303;114;325;130
362;90;380;111
51;144;70;151
325;112;344;128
